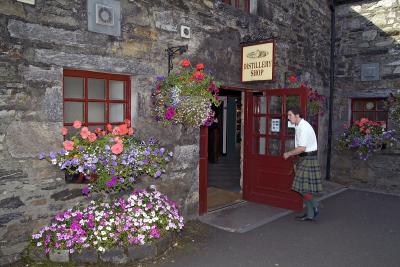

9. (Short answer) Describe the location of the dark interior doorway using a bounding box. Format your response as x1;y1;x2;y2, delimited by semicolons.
207;89;243;211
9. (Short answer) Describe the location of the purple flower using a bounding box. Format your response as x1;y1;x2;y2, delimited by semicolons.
49;152;57;159
156;76;166;81
154;169;161;178
82;187;90;195
105;145;111;150
38;152;46;160
129;177;135;183
119;177;125;184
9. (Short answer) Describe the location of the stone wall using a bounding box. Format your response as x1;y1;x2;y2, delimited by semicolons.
331;0;400;189
0;0;331;264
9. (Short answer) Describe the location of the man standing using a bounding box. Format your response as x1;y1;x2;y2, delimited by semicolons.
283;107;323;221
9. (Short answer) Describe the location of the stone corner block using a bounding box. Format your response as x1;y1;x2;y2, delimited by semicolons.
28;246;48;262
154;232;174;254
70;248;98;263
99;247;128;264
127;243;157;261
49;249;69;263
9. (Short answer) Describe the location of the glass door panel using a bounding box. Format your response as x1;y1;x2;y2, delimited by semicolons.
268;138;281;156
269;95;281;114
253;137;266;155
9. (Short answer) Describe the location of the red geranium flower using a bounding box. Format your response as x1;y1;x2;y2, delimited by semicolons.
288;75;297;82
196;63;205;70
181;59;190;68
194;71;205;80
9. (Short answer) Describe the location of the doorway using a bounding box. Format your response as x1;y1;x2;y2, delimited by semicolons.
207;89;243;211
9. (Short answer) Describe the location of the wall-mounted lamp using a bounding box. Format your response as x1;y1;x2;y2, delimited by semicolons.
166;45;188;75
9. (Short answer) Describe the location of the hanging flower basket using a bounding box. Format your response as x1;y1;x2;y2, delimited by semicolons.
152;60;221;128
337;118;399;160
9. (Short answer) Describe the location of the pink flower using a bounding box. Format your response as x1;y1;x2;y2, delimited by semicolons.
73;120;82;129
128;127;135;135
63;140;74;151
114;137;122;144
124;119;131;127
112;126;121;135
80;127;90;139
164;107;176;120
111;143;123;154
61;127;68;136
88;132;97;142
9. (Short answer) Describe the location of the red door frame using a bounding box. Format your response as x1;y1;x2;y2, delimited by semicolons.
198;86;248;215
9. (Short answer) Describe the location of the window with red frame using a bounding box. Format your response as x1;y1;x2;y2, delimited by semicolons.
351;98;388;127
63;69;131;133
223;0;250;12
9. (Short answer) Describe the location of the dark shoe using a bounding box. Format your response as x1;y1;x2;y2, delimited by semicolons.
296;216;315;222
295;213;308;219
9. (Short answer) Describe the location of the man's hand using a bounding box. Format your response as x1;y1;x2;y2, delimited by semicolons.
283;152;291;159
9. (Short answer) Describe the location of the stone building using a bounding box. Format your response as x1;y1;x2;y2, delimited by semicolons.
331;0;400;191
9;0;400;265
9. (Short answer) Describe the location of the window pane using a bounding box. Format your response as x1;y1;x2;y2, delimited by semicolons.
88;78;105;99
88;102;105;122
109;103;125;123
365;111;376;121
353;100;364;110
353;112;364;122
64;102;83;123
254;96;266;114
377;112;386;122
238;0;246;9
377;99;386;110
110;80;125;100
259;137;265;155
285;138;295;151
268;139;280;156
286;95;300;113
64;77;83;98
269;96;281;114
365;101;375;111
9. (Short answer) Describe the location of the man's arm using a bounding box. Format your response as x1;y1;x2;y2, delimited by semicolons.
283;146;305;159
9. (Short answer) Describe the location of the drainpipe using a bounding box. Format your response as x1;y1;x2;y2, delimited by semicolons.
326;0;335;180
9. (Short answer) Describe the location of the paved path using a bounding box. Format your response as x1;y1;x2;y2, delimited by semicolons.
149;189;400;267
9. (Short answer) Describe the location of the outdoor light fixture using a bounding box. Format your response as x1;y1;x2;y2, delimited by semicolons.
166;45;188;75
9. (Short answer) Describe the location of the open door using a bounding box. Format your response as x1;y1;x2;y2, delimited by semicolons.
243;88;308;211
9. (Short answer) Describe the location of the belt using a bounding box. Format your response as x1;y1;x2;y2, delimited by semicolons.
299;151;317;157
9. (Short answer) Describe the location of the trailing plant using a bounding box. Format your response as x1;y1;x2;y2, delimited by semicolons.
39;120;173;194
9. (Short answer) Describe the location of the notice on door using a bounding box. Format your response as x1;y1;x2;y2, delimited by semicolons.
241;41;275;82
271;118;280;132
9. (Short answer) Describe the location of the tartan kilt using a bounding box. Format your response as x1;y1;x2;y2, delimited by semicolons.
292;155;323;194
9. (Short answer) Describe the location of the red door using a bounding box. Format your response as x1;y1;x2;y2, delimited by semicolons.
243;88;308;211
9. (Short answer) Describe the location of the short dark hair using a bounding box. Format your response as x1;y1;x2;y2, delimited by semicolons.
287;106;302;118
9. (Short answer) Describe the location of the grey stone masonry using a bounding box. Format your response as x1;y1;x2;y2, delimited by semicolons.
332;0;400;189
0;0;331;265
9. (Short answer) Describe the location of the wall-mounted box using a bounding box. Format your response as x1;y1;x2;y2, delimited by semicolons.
361;63;380;81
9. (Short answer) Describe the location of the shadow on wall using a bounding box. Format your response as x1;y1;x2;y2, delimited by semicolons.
331;0;400;188
333;0;400;135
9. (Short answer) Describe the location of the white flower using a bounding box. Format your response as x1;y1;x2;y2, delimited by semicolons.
98;246;105;252
102;237;107;240
51;159;57;165
36;242;42;247
98;225;103;230
106;226;111;231
101;231;106;236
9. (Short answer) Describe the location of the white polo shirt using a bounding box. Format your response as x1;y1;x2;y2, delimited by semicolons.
294;119;318;152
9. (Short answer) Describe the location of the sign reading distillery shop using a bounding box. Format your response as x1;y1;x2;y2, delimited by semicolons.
241;41;275;82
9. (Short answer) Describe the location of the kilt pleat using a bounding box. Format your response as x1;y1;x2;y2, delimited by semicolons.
292;155;323;194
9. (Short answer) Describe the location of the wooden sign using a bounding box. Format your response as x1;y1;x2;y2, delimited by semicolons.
241;40;275;82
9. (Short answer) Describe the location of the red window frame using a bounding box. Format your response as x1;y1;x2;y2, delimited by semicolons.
351;98;388;126
223;0;250;12
63;69;131;128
